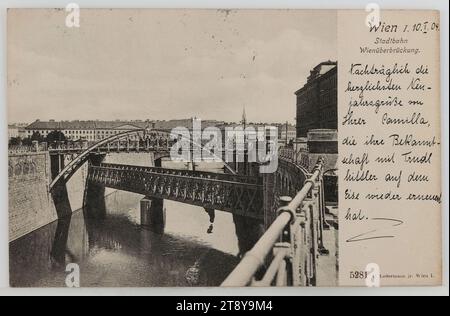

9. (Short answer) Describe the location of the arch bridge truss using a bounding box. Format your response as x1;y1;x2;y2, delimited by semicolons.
48;128;237;191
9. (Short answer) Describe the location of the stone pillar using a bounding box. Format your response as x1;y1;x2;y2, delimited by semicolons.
50;154;65;180
140;197;165;234
50;216;72;267
84;154;107;219
262;172;276;229
154;157;162;168
233;214;265;259
84;180;106;219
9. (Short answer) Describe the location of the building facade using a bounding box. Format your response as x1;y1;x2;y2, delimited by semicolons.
8;124;28;140
295;61;337;138
25;120;151;142
279;124;297;145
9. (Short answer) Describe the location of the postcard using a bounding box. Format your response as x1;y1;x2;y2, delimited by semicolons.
7;8;442;288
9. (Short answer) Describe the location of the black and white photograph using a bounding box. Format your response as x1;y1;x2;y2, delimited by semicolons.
7;9;340;287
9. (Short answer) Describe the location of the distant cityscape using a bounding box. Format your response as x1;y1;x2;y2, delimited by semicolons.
8;61;337;148
8;117;297;146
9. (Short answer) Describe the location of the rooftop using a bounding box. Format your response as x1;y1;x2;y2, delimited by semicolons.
25;119;227;131
295;61;337;95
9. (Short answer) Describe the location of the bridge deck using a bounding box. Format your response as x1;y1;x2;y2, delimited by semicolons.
99;163;262;184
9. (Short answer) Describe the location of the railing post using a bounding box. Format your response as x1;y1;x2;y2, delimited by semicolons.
279;196;292;244
319;177;330;230
301;189;317;286
296;204;308;286
273;243;290;286
278;196;294;286
221;157;326;287
313;176;328;256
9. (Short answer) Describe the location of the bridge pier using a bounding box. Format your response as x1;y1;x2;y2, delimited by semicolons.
84;154;107;219
50;154;65;179
84;181;106;219
154;157;162;168
50;215;72;268
140;197;165;234
49;154;73;219
262;172;276;229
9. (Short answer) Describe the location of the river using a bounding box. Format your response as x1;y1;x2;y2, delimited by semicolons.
9;161;241;287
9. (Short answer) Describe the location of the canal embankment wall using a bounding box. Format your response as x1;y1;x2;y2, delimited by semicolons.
9;151;155;242
8;151;87;242
9;151;58;242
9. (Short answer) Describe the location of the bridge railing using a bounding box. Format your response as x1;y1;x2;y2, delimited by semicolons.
8;142;48;154
48;142;89;151
221;158;325;287
98;163;261;184
279;146;310;171
47;135;174;153
278;146;296;161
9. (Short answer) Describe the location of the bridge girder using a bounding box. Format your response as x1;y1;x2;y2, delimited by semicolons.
87;163;264;220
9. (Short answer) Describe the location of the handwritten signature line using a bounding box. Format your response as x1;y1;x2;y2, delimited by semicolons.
346;218;405;243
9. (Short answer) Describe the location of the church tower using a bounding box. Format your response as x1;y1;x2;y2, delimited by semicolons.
241;106;247;128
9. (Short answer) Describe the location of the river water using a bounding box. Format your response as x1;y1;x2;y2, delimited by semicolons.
9;161;241;287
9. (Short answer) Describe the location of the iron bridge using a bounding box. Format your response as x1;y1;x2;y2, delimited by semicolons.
87;163;264;219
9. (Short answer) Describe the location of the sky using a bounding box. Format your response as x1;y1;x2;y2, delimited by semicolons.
7;9;337;124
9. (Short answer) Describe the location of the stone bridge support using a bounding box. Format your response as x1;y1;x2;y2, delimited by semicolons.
154;157;162;168
84;154;107;219
49;154;72;218
140;197;165;234
233;161;266;256
262;172;277;229
139;154;165;233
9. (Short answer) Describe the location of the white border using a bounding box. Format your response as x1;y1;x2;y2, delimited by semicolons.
0;0;448;296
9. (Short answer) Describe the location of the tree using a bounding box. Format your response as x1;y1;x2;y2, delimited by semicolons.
22;137;32;146
30;131;44;143
46;130;67;143
8;137;22;146
21;132;44;146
